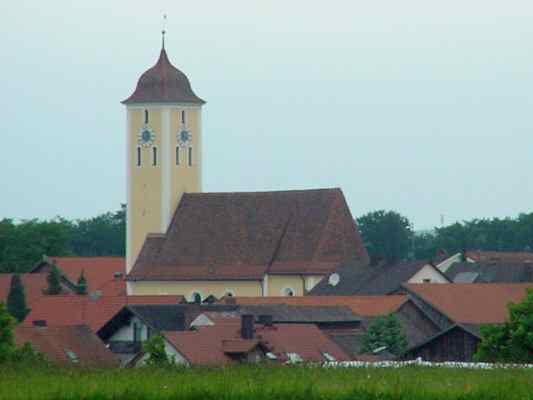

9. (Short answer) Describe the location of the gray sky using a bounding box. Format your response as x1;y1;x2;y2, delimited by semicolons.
2;0;532;229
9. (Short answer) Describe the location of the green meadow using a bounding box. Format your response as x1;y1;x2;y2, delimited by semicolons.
1;365;532;400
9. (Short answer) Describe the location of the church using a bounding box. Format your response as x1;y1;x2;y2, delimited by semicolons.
123;40;369;301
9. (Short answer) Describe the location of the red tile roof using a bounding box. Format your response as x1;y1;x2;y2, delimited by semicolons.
226;296;407;317
128;189;369;281
50;257;126;297
163;313;349;365
466;251;533;264
23;295;185;332
122;48;205;105
15;325;119;367
403;283;533;324
0;273;50;305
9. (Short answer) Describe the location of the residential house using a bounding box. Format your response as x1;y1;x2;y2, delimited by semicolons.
446;261;533;283
402;283;533;361
141;312;351;366
15;324;119;367
308;260;450;296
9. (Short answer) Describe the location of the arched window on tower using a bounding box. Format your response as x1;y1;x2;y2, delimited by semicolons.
181;110;186;125
188;146;193;167
136;146;142;167
144;110;149;124
176;146;180;166
152;146;158;166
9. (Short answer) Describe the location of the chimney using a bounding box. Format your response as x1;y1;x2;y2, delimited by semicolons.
176;313;186;331
33;320;47;327
241;314;254;339
258;315;273;326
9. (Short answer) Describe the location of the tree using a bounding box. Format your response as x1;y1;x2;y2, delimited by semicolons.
0;302;16;362
142;335;173;367
361;314;408;357
46;263;63;295
75;270;87;295
6;274;30;322
474;289;533;363
356;210;413;264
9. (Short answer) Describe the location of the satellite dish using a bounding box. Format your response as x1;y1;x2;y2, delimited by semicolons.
328;273;340;287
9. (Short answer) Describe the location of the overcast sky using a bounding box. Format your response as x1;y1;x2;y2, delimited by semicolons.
1;0;532;229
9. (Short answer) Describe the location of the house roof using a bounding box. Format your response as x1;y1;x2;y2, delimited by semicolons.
23;295;186;333
34;257;126;297
310;260;448;296
122;48;205;105
446;262;533;283
128;189;369;281
225;295;407;317
465;250;533;264
238;305;361;323
14;325;119;367
163;313;350;365
0;273;50;305
403;283;533;324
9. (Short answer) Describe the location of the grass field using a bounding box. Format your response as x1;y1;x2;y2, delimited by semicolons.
1;365;532;400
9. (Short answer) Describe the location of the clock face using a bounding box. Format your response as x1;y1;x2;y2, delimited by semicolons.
138;127;155;147
177;130;192;147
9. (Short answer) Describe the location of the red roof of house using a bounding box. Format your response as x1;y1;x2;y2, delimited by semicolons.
466;251;533;264
15;325;119;367
49;257;126;297
163;312;350;365
0;273;50;305
226;296;407;317
128;189;369;281
23;295;186;332
403;283;533;324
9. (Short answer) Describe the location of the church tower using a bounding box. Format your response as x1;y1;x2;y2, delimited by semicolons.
123;40;205;274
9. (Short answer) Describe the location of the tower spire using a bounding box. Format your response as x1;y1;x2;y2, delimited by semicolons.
161;14;167;50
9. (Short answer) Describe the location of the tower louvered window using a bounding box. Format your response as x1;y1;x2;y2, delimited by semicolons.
136;146;142;167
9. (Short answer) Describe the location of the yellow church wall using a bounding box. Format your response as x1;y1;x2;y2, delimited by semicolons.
266;275;305;296
129;280;262;300
129;108;163;269
169;107;202;214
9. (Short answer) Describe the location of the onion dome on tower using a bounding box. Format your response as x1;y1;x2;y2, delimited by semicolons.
122;47;205;105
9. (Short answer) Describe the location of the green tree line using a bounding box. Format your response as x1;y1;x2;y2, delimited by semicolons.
0;205;125;273
356;210;533;264
1;205;532;273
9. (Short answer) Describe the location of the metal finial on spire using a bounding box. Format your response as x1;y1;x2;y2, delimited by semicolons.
162;14;167;49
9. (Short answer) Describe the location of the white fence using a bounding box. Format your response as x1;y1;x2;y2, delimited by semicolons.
324;358;533;369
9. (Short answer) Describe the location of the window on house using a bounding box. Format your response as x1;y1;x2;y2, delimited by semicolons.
191;292;202;303
152;146;158;166
266;352;277;360
65;349;79;363
181;110;186;125
423;278;431;283
144;109;149;124
188;146;193;166
133;322;142;342
286;352;302;363
176;146;180;166
136;146;142;167
282;288;295;297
